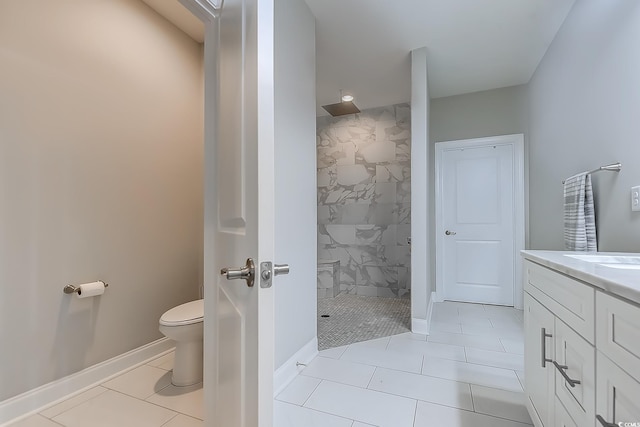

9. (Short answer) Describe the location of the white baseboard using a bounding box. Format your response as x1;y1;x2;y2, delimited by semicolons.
433;292;444;303
412;291;437;336
426;291;436;334
411;318;428;335
0;338;174;426
273;337;318;396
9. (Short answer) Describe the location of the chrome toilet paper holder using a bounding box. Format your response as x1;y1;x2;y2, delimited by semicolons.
63;281;109;295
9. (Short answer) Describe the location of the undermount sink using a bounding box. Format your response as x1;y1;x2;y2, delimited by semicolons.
598;263;640;270
564;254;640;269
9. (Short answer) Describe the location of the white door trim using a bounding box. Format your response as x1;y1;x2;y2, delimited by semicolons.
435;134;525;309
175;2;220;425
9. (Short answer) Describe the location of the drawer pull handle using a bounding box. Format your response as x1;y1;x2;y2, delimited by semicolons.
541;328;553;368
553;361;581;387
596;415;617;427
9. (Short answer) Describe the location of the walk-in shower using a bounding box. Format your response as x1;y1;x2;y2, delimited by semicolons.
316;103;412;349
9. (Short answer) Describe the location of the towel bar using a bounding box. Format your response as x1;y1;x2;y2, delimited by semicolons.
562;162;621;184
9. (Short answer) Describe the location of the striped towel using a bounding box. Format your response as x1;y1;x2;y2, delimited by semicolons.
564;174;597;251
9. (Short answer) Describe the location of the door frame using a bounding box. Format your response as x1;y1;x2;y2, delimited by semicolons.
434;134;525;309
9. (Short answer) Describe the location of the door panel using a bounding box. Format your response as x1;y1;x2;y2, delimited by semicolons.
440;142;514;305
217;288;243;426
202;0;275;425
217;0;246;229
455;156;500;224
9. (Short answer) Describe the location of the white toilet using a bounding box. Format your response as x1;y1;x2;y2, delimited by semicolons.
159;299;204;386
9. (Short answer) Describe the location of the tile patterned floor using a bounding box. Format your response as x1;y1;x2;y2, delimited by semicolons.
9;301;528;427
8;352;203;427
277;301;530;427
317;294;411;350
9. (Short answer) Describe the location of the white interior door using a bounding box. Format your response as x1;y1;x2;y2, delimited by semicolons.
191;0;276;426
436;135;524;306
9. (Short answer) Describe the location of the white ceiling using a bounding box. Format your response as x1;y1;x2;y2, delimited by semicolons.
141;0;204;42
305;0;576;113
144;0;576;113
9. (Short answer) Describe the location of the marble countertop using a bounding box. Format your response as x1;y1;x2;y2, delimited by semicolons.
521;250;640;306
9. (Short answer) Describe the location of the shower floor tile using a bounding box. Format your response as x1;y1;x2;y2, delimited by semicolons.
317;293;411;350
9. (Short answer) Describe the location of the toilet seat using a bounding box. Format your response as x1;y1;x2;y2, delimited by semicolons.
160;299;204;326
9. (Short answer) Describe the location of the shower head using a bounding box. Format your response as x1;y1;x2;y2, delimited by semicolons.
322;100;361;117
323;90;360;116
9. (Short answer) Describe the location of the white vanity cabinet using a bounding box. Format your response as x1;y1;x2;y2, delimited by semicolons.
524;259;595;427
523;256;640;427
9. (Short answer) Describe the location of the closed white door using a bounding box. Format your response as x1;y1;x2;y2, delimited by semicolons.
197;0;277;426
436;135;524;306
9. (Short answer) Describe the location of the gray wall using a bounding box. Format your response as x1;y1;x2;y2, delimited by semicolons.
430;85;529;143
528;1;640;251
0;0;203;400
317;104;412;299
430;85;530;248
274;0;317;369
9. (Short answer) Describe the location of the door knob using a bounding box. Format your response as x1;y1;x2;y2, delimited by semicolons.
445;230;457;236
274;264;290;276
221;258;255;287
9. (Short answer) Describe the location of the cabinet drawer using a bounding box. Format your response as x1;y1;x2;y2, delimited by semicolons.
555;400;579;427
525;260;595;343
596;291;640;382
596;351;640;427
554;319;595;427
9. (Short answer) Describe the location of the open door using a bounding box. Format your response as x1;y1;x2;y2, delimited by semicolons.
181;0;279;425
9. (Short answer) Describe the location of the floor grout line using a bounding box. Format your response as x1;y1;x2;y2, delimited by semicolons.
280;398;360;424
365;367;377;390
469;382;476;412
159;413;180;427
12;302;527;427
301;379;324;408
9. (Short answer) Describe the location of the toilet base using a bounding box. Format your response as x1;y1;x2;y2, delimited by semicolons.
172;339;203;386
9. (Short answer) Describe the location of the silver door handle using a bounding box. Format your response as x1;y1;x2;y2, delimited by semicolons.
221;258;255;287
274;264;290;276
445;230;457;236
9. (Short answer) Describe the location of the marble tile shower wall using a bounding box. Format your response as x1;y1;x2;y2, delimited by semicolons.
317;103;411;299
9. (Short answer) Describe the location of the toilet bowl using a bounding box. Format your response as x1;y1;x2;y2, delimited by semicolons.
159;299;204;386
